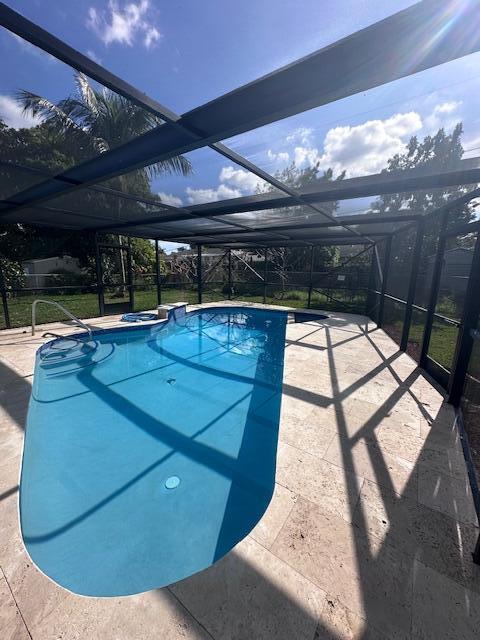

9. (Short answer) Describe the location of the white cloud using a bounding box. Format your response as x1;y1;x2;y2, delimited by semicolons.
0;95;43;129
144;26;160;49
219;166;265;193
210;100;463;187
186;184;242;205
434;101;460;115
424;101;462;133
277;103;464;178
87;0;161;49
267;149;289;165
293;145;321;167
178;101;462;206
86;49;102;64
286;127;313;145
292;111;423;177
185;165;266;204
157;191;183;207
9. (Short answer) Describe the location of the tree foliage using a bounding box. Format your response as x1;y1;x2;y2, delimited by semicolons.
373;124;468;217
255;162;344;272
0;254;26;289
16;73;191;177
0;72;192;282
371;124;474;266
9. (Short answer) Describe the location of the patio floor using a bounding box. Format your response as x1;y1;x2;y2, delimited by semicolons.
0;304;479;639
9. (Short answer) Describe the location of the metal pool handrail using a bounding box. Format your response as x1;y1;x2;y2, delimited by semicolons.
32;299;93;340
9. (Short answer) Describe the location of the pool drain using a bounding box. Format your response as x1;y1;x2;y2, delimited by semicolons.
165;476;181;490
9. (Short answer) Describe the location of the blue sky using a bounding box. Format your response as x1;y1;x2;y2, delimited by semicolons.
1;1;480;251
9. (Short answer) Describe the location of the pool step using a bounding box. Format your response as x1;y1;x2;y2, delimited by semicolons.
157;302;188;319
39;337;98;369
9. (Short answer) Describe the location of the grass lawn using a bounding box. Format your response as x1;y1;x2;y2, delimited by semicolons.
4;292;101;329
414;320;458;371
381;297;459;372
1;286;368;329
2;287;201;329
226;287;367;314
383;317;458;371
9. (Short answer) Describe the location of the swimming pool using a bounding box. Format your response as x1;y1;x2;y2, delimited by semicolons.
20;306;288;596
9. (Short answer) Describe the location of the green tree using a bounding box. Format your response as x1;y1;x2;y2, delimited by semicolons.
16;73;191;179
373;124;467;216
1;72;192;283
372;124;474;266
0;254;25;289
256;162;345;271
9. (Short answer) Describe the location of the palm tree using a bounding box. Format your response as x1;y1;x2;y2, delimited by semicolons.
16;72;191;179
16;73;191;298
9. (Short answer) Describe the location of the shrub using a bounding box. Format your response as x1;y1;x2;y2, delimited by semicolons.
0;257;26;291
228;282;263;296
47;269;91;294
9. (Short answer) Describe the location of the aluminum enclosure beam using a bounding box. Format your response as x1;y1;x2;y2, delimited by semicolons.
0;161;298;244
1;0;479;221
91;159;480;231
191;237;382;249
0;6;345;240
0;15;374;247
169;159;480;222
149;231;391;246
145;214;419;242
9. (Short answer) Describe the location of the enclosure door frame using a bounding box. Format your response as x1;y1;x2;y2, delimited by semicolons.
95;238;134;316
420;226;480;392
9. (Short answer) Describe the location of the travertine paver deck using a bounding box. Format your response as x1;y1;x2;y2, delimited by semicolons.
0;303;479;639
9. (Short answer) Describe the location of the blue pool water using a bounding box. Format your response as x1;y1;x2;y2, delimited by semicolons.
20;307;287;596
